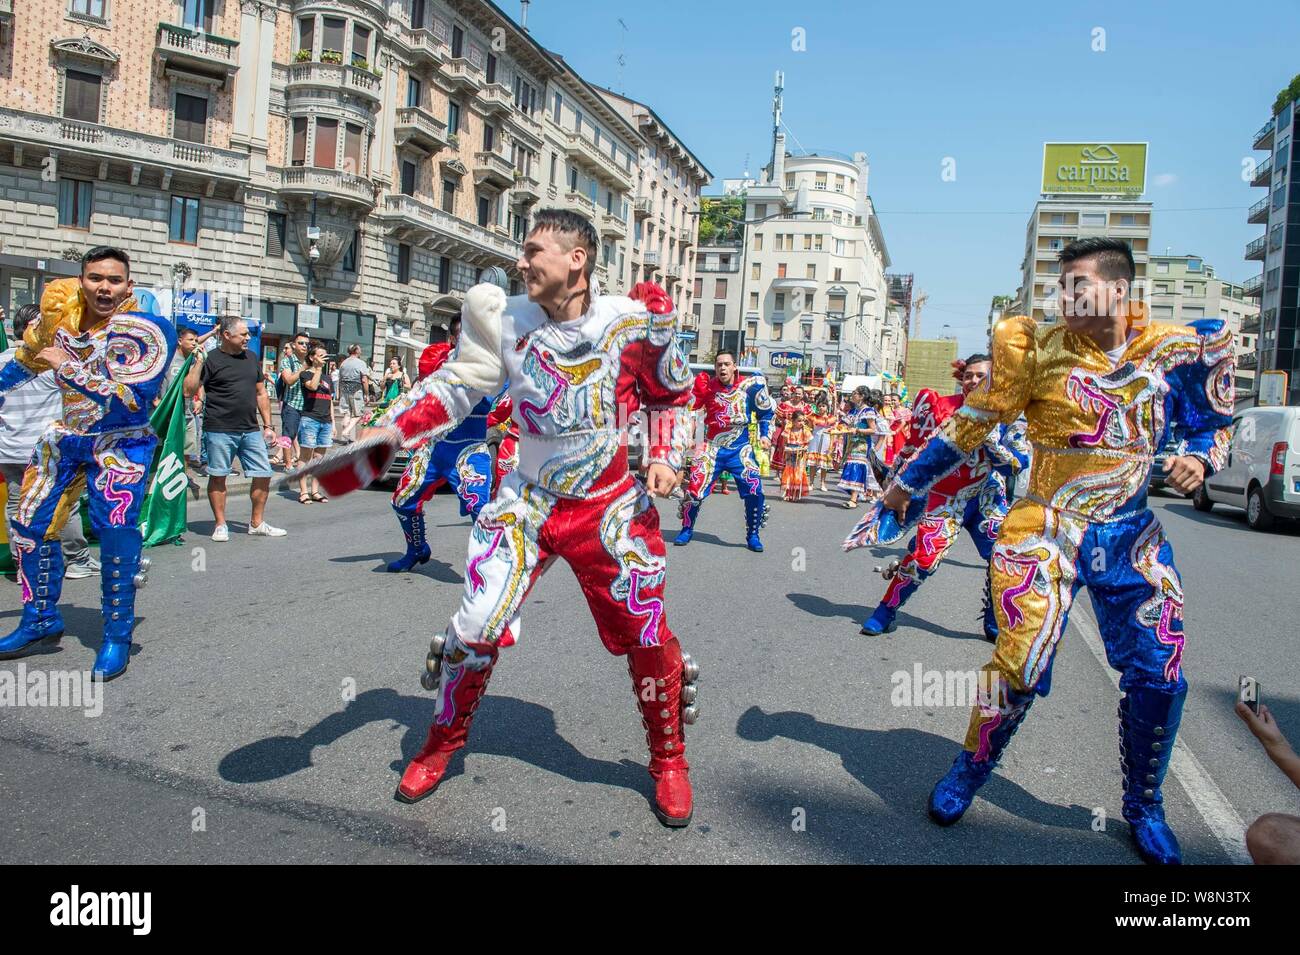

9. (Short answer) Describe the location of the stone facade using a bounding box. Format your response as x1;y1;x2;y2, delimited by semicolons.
0;0;704;376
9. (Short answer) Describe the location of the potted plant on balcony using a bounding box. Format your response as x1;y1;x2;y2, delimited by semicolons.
294;48;312;62
321;49;343;64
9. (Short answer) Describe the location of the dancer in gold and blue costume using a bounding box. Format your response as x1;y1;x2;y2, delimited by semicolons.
0;249;175;680
881;238;1233;864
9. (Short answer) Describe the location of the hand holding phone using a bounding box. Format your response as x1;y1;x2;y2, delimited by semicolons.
1239;675;1260;715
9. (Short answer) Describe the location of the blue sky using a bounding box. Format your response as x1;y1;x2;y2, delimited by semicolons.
520;0;1296;353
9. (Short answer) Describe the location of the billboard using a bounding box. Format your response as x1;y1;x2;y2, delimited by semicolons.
1258;370;1288;407
1042;143;1147;196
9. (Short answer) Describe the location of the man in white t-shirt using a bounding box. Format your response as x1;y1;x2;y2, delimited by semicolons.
335;344;372;442
0;304;97;579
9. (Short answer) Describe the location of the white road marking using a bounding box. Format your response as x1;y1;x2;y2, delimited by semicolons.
1068;600;1251;864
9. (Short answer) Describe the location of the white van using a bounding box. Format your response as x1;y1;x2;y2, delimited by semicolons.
1193;406;1300;530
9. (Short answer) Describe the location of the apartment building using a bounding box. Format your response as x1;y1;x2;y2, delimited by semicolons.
595;88;711;319
0;0;691;373
691;239;743;364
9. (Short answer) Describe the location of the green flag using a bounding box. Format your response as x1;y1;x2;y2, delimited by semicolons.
138;354;194;547
0;319;9;351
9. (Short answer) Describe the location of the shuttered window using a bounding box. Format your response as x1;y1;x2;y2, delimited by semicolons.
343;123;363;176
63;69;101;123
266;212;286;257
291;118;307;166
174;93;207;144
313;118;338;168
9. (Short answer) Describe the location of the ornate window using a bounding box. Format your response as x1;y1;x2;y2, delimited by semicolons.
52;36;119;126
67;1;109;27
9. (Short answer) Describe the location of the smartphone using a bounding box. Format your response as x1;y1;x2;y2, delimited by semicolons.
1238;676;1260;715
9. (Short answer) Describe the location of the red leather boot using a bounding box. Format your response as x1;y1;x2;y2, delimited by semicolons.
627;638;699;827
396;644;498;804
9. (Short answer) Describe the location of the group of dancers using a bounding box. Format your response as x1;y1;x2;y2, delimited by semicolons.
0;225;1233;863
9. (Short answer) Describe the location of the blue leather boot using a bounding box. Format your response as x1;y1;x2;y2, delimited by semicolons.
1119;683;1186;865
0;539;65;658
929;685;1035;825
860;603;897;635
673;502;699;546
387;510;431;572
95;527;146;681
744;496;767;553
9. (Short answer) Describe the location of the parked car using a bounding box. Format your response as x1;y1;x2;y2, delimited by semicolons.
1192;406;1300;530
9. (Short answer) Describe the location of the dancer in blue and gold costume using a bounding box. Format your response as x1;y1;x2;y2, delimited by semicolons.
881;238;1233;864
0;248;176;680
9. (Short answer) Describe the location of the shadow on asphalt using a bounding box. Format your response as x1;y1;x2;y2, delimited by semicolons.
659;530;748;549
1205;685;1300;751
218;689;648;799
327;552;462;583
734;705;1094;833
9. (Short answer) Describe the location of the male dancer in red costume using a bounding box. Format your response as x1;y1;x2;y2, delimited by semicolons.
358;210;699;826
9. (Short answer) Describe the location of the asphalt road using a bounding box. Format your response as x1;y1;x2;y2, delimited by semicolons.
1;477;1296;864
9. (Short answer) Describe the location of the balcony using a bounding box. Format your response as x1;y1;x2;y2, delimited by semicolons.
0;107;249;190
504;109;544;149
664;259;682;280
771;276;820;293
633;196;652;219
394;106;449;154
473;150;515;189
599;211;628;240
286;61;381;107
562;131;632;188
277;165;377;210
679;229;695;249
563;189;596;216
377;194;521;266
155;22;240;82
643;251;661;269
1254;117;1275;151
407;28;447;69
1242;273;1263;298
440;57;483;94
478;82;513;115
1245;236;1267;261
1250;157;1273;187
511;173;542;205
1248;195;1271;224
1241;312;1261;333
1238;352;1259;370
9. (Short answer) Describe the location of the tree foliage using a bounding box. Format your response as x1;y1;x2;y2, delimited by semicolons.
698;195;745;245
1274;73;1300;116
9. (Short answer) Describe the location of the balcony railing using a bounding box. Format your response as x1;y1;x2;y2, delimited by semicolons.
1254;118;1275;151
479;82;513;114
562;131;632;188
643;251;661;268
378;194;521;264
599;212;627;239
504;108;544;148
1242;273;1263;297
633;196;652;218
473;150;515;189
286;61;381;105
277;166;377;208
564;189;596;215
1250;157;1273;187
1248;195;1271;224
394;106;449;153
406;28;447;68
156;22;240;79
440;57;483;92
1240;312;1261;333
1245;235;1267;260
511;173;542;204
1238;352;1259;370
0;107;250;182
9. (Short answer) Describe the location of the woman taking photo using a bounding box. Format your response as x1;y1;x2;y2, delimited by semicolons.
296;342;336;504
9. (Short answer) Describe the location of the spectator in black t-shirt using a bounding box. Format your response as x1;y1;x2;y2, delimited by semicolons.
295;341;336;504
184;316;287;542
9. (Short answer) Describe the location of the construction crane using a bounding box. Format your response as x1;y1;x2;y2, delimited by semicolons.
912;288;928;338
